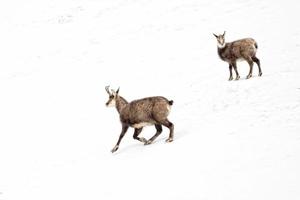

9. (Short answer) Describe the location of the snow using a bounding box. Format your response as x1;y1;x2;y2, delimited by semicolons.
0;0;300;199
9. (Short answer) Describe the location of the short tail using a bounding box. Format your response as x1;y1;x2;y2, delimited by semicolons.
168;100;174;105
254;42;258;49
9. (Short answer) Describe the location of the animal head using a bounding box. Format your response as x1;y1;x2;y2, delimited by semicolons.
213;31;226;48
105;86;119;107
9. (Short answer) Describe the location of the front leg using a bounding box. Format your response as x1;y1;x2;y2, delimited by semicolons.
111;124;129;153
232;62;240;80
228;64;233;81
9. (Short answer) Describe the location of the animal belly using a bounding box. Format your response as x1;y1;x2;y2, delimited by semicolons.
236;57;245;62
132;122;153;129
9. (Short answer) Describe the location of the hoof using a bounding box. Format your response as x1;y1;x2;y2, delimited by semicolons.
140;137;147;143
228;76;233;81
235;76;240;80
111;145;119;153
144;140;152;145
259;72;263;76
165;138;173;143
246;74;252;79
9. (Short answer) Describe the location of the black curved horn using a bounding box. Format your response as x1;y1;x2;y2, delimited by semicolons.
105;86;111;95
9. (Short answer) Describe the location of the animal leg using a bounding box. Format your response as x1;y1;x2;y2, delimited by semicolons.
228;64;233;81
145;124;163;145
246;58;254;79
232;62;240;80
252;56;262;76
160;119;174;143
133;128;147;144
111;124;129;153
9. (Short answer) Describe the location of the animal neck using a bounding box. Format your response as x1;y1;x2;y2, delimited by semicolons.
115;96;128;113
217;44;227;59
217;42;226;49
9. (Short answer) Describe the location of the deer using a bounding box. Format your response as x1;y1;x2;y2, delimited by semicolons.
105;86;174;153
213;31;262;81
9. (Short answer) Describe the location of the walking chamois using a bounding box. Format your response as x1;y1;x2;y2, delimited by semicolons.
213;31;262;80
105;86;174;153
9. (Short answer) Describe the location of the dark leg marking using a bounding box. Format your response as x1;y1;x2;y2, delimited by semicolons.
246;58;254;79
160;119;174;143
133;128;147;143
252;56;262;76
145;124;163;145
232;62;240;80
228;64;233;81
111;124;129;153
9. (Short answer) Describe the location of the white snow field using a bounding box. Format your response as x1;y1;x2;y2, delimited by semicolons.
0;0;300;199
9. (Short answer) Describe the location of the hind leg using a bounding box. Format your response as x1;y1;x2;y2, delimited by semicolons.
133;128;147;144
246;58;254;79
144;124;163;145
160;119;174;143
252;56;262;76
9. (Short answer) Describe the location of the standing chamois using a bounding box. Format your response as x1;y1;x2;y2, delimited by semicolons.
213;31;262;80
105;86;174;153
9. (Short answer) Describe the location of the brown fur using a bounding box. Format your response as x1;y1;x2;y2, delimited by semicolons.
105;86;174;153
214;32;262;80
119;97;172;126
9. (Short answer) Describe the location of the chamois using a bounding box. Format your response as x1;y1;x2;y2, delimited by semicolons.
105;86;174;153
213;31;262;80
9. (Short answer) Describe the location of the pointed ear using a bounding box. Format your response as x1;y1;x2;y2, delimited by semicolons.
223;31;226;36
213;33;218;38
116;87;120;94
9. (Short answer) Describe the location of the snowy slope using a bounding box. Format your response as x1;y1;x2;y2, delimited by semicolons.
0;0;300;199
